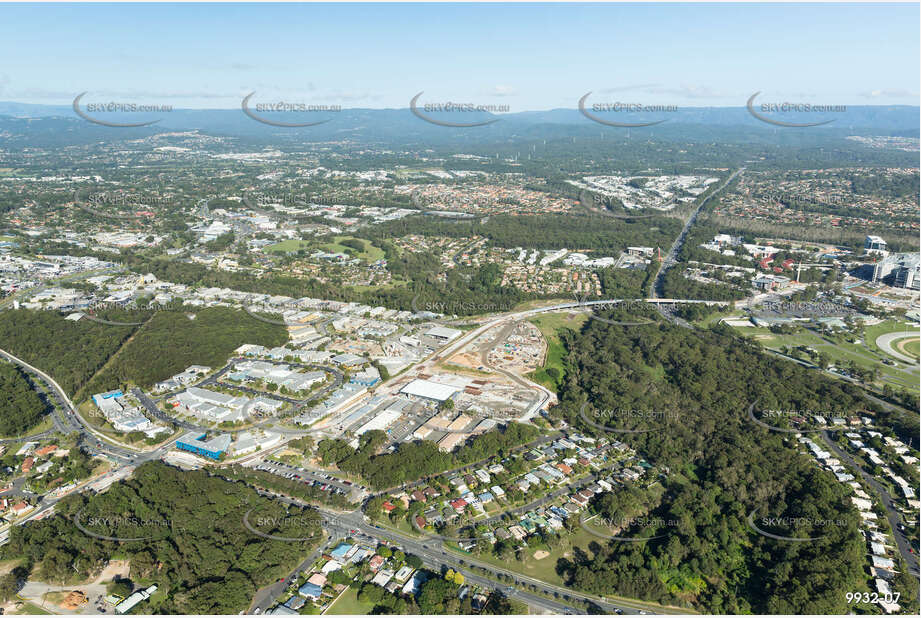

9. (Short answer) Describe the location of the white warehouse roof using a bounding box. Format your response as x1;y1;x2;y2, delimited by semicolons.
401;379;458;402
425;326;463;340
356;408;402;435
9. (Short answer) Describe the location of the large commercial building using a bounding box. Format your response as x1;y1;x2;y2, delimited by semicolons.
872;253;920;290
437;432;468;452
350;366;381;387
865;235;889;256
425;326;463;342
91;391;160;436
175;433;232;460
752;274;790;292
230;360;325;393
172;387;249;422
355;407;402;436
400;379;458;403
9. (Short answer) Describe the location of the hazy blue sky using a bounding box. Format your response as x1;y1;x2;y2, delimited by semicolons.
1;2;918;110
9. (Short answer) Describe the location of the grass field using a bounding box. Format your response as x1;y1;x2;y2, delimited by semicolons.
527;311;588;391
901;338;920;359
864;319;919;344
13;602;53;615
320;236;385;262
450;525;599;587
265;239;313;254
266;236;386;263
728;319;919;394
325;587;371;615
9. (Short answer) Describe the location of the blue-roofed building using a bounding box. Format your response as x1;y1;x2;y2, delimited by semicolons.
175;432;232;460
298;582;323;599
330;542;353;560
92;390;124;404
477;491;494;504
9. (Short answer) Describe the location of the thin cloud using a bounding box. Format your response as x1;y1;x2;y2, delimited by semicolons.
598;83;662;94
859;88;917;98
598;83;725;99
487;85;517;97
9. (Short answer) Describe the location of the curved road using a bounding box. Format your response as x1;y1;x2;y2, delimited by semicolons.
0;348;155;465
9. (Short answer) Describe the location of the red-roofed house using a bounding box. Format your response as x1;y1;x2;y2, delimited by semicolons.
450;498;467;513
35;445;58;458
21;457;34;473
571;493;589;506
382;501;396;513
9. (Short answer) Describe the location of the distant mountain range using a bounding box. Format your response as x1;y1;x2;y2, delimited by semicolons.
0;100;917;146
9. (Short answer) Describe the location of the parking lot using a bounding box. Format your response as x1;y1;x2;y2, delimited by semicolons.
248;458;368;501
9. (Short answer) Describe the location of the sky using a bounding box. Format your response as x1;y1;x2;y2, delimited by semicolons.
1;2;918;111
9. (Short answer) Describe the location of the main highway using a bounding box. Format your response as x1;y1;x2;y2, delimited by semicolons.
320;506;687;615
241;481;684;616
650;167;744;299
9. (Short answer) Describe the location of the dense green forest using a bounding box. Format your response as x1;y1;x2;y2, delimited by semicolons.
81;306;288;395
359;213;683;253
315;423;541;489
0;361;47;436
847;170;919;199
0;310;137;398
598;265;653;299
0;307;286;402
547;314;902;614
658;269;748;301
1;462;321;614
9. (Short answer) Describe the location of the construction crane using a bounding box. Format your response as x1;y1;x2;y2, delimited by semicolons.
793;262;835;283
